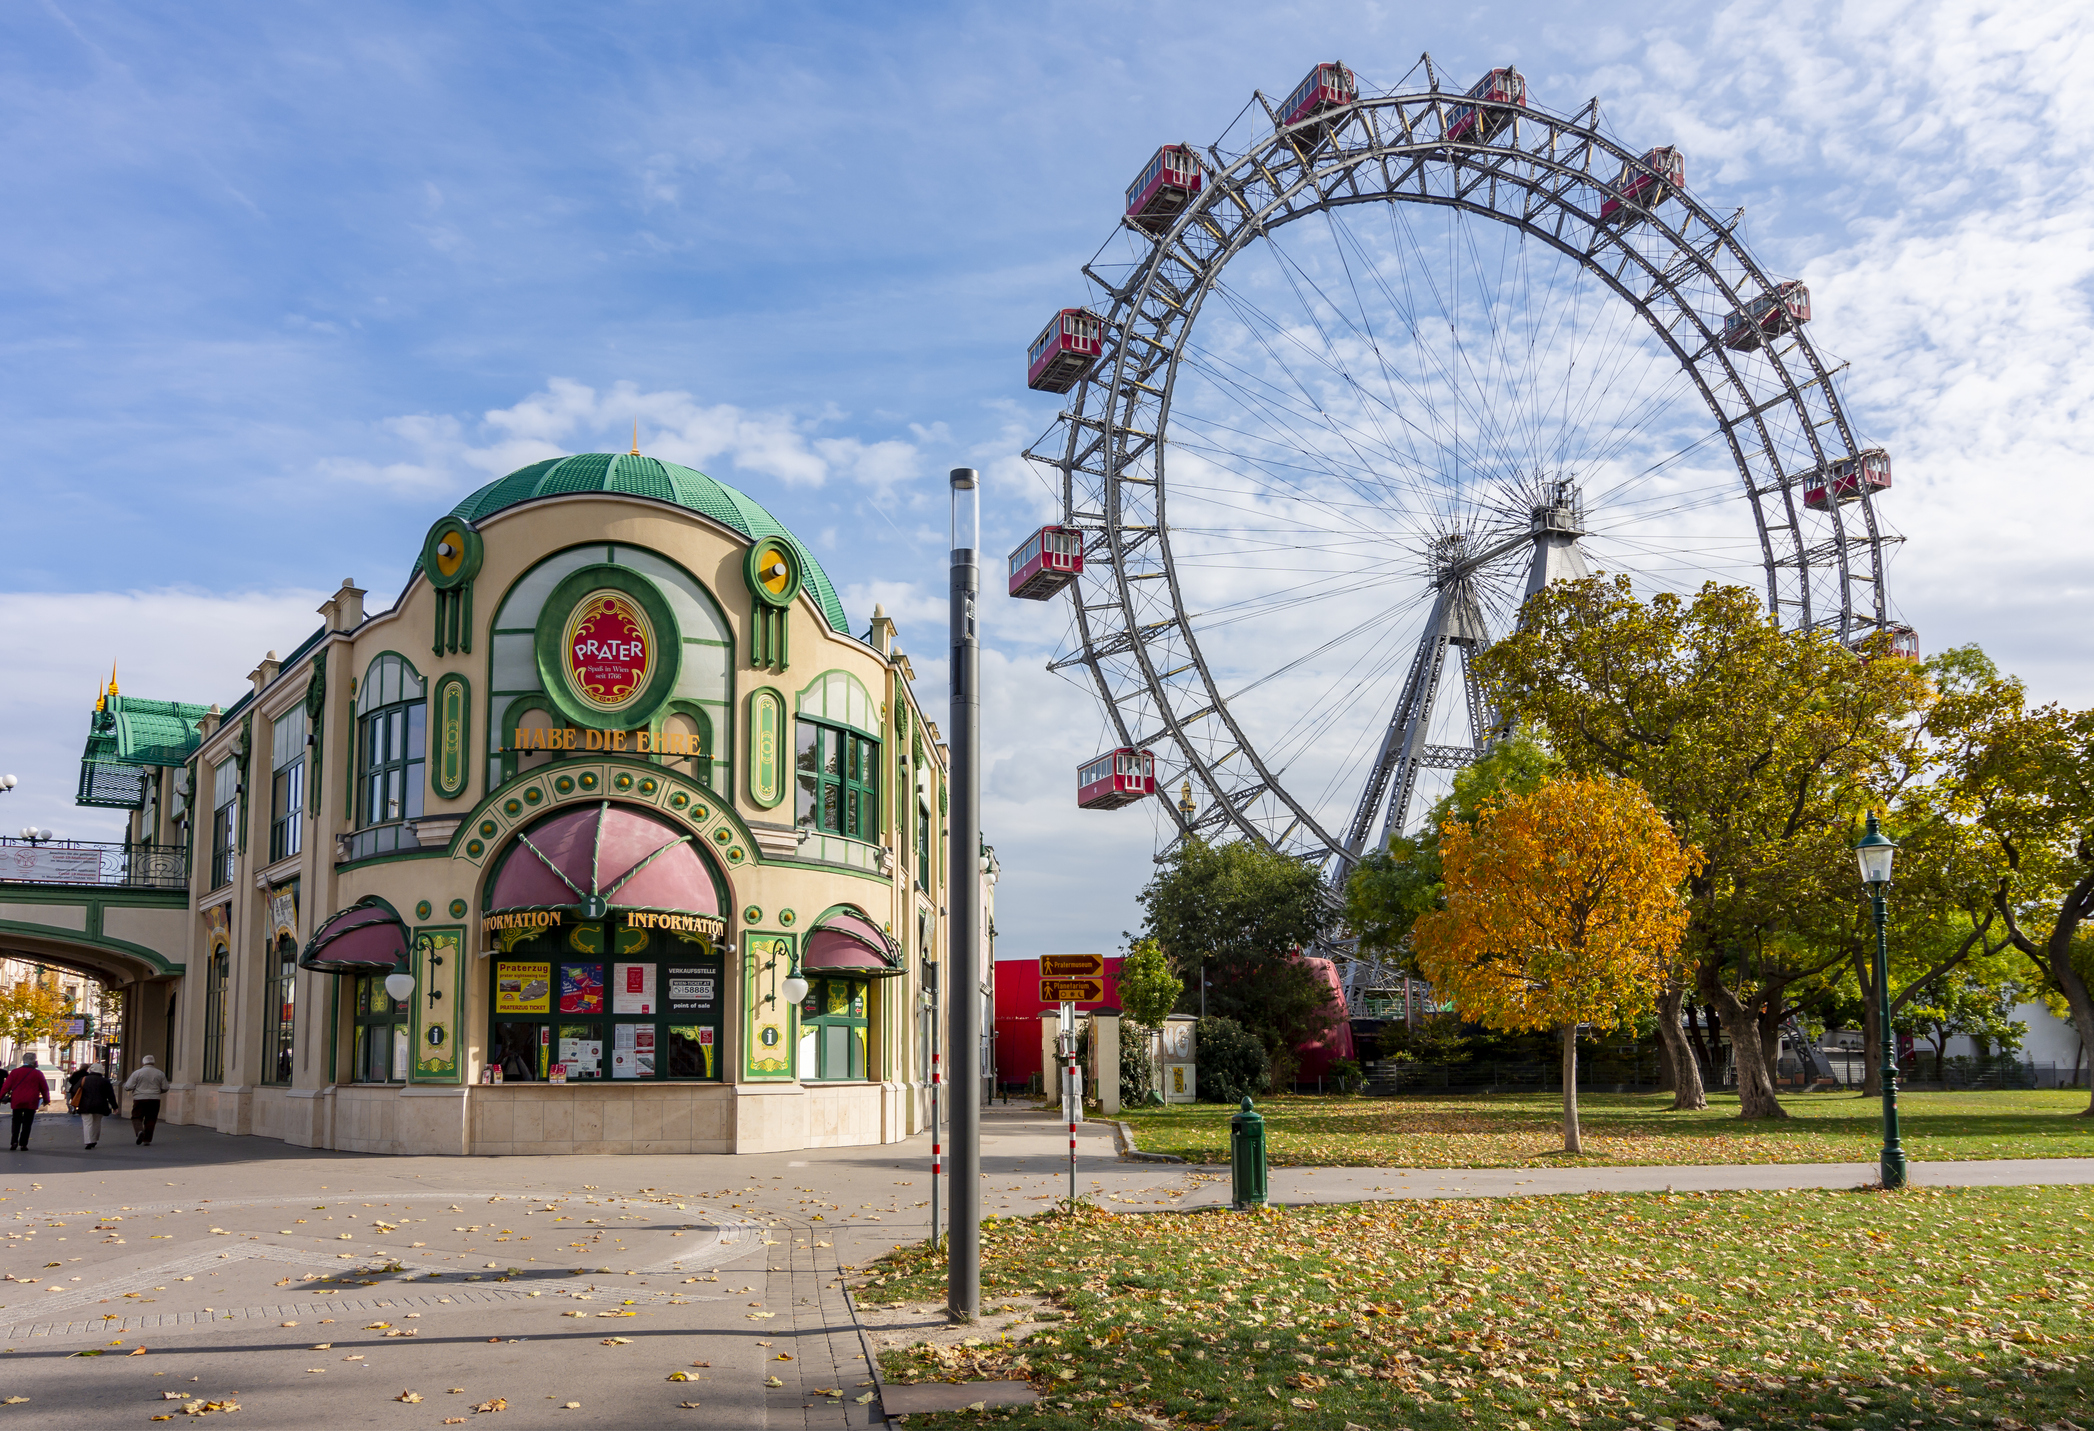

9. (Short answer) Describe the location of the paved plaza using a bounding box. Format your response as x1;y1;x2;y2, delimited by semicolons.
2;1106;2089;1428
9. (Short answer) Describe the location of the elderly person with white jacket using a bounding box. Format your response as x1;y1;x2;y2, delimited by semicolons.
122;1056;172;1146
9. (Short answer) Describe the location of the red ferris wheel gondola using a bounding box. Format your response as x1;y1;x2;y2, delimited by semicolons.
1278;62;1357;148
1126;145;1204;235
1444;67;1526;144
1600;146;1685;226
1008;525;1083;600
1805;449;1892;511
1027;308;1105;393
1076;748;1155;810
1722;279;1812;352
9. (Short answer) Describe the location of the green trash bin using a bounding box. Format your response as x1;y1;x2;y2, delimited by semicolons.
1230;1096;1267;1208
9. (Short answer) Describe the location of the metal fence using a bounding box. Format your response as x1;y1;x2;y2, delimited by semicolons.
1362;1051;2086;1096
0;837;187;891
1363;1055;1664;1095
1815;1051;2086;1092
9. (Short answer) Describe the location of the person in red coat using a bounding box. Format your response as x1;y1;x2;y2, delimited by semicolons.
4;1054;52;1151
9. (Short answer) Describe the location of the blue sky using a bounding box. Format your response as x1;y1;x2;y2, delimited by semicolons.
4;0;2090;958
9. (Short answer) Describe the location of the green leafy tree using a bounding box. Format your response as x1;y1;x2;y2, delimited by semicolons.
1117;937;1182;1031
1925;646;2094;1114
1193;1016;1269;1104
1896;966;2032;1083
1476;577;1930;1120
1138;839;1336;1081
1115;937;1182;1107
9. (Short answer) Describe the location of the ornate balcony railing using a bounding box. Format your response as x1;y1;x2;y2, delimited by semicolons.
0;838;188;891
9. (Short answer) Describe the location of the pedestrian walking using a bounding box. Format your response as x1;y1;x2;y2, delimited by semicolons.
75;1064;117;1149
3;1055;51;1151
123;1055;171;1146
64;1063;87;1111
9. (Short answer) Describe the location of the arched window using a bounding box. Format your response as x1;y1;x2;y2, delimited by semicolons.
356;654;426;830
654;701;713;783
264;935;296;1085
795;672;879;843
200;942;229;1083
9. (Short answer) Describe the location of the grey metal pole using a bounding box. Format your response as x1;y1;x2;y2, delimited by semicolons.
947;467;982;1321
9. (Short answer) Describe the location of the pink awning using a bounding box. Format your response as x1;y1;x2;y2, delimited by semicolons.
486;802;722;917
300;898;408;975
803;909;902;977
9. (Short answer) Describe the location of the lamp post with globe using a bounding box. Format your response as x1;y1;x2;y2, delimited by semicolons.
1856;812;1907;1190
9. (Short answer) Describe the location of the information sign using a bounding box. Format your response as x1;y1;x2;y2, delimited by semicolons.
1040;977;1104;1004
1040;954;1104;978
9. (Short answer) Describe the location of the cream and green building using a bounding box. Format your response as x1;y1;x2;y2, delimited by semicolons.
51;451;960;1155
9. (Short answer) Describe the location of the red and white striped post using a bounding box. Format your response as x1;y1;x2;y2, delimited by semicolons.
1062;999;1078;1205
928;1044;942;1247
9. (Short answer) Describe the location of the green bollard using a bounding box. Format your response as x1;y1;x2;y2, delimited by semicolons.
1230;1096;1267;1208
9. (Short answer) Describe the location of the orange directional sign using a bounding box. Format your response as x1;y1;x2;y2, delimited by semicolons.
1040;954;1105;978
1040;978;1106;1004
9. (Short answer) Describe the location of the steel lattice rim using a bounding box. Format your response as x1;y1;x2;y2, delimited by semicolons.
1029;78;1898;866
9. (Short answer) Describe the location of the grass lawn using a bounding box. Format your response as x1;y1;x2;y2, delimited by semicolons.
1114;1091;2094;1168
865;1184;2094;1430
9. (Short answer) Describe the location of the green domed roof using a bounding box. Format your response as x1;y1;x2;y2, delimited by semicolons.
447;452;849;632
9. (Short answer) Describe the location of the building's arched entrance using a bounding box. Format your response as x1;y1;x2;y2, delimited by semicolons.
480;802;728;1084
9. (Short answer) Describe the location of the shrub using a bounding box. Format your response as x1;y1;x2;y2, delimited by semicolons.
1325;1057;1365;1094
1196;1016;1270;1104
1119;1035;1153;1105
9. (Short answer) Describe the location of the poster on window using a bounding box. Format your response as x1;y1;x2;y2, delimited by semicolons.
612;962;656;1014
667;966;717;1016
612;1022;655;1078
558;1031;603;1078
496;961;551;1014
559;963;604;1014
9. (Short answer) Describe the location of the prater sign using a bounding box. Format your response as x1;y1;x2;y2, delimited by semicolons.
563;590;655;711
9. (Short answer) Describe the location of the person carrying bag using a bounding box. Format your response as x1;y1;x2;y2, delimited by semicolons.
123;1056;171;1146
75;1065;117;1150
3;1055;51;1151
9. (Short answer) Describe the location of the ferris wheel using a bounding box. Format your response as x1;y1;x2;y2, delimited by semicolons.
1013;57;1907;889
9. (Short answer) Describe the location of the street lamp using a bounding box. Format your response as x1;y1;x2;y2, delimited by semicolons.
1855;811;1906;1190
0;774;17;794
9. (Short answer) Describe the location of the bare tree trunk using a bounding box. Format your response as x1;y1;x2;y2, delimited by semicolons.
1685;1004;1714;1080
1707;986;1788;1120
1562;1023;1582;1154
1758;997;1785;1090
1654;985;1706;1110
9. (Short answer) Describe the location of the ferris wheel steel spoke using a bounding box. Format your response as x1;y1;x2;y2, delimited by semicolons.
1032;73;1899;877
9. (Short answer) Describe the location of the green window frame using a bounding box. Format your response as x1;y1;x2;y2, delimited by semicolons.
200;944;229;1082
798;976;870;1081
795;720;878;841
263;936;296;1084
487;924;724;1084
270;708;308;862
355;654;427;830
351;972;411;1084
209;757;238;890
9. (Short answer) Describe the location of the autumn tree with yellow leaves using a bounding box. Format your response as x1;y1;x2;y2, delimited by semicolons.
1413;777;1700;1153
0;979;71;1052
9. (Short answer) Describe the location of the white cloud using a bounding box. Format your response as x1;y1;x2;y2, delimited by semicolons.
0;587;329;842
320;377;935;498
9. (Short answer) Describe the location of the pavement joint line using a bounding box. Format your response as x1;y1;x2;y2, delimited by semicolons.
2;1214;768;1336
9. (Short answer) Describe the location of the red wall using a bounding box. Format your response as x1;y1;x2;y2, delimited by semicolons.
992;956;1122;1088
991;954;1354;1089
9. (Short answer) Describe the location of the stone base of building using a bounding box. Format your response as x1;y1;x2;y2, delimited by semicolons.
154;1080;923;1156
